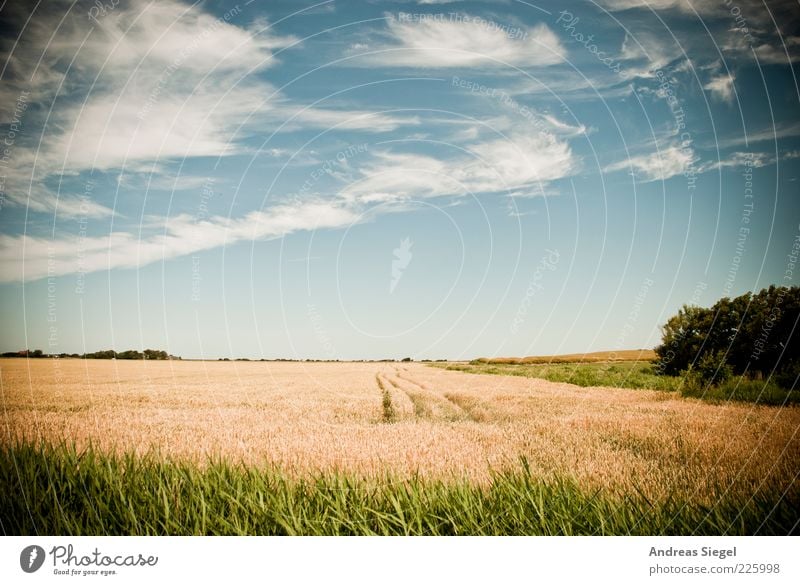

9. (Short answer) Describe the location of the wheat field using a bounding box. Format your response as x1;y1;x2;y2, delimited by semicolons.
2;357;798;507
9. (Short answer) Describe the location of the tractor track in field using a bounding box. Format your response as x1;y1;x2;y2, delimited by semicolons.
389;368;476;422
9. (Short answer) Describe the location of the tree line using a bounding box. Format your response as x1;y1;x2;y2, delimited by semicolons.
655;285;799;390
1;349;176;360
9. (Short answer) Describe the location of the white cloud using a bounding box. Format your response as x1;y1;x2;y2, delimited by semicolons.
704;74;735;102
279;105;418;133
753;37;800;64
0;199;359;283
0;0;412;218
712;151;770;169
13;181;114;219
716;120;800;147
342;130;575;203
711;150;800;170
353;15;566;68
619;32;686;79
464;132;575;187
605;145;798;183
596;0;721;14
605;145;694;182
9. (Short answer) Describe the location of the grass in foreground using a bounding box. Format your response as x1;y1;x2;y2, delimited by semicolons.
1;442;796;535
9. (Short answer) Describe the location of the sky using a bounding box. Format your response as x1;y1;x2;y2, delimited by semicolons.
0;0;798;360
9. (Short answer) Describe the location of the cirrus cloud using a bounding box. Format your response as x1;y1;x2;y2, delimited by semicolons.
349;14;566;68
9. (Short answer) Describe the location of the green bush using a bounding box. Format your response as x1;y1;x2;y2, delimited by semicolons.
678;367;704;398
695;350;733;385
680;375;800;406
655;286;799;386
773;361;799;391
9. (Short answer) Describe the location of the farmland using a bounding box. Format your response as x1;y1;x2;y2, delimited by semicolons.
1;358;799;534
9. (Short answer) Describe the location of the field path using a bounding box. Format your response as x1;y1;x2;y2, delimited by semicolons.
385;368;472;422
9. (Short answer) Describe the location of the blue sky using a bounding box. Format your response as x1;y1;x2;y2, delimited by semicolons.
0;0;798;359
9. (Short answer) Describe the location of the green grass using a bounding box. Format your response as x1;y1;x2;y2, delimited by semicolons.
376;375;396;422
680;377;800;406
435;361;682;392
1;442;796;535
434;361;800;405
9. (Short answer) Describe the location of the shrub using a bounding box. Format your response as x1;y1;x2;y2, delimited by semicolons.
773;361;799;391
680;375;799;406
695;350;733;385
678;367;705;399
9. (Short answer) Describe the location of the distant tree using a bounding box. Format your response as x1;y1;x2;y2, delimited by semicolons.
655;286;799;387
401;357;412;362
654;305;709;376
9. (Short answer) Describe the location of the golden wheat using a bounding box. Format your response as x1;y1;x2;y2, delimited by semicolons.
1;358;797;503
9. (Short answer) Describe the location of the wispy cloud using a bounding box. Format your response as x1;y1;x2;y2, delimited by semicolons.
3;123;576;282
350;14;566;68
596;0;725;15
605;145;694;182
716;120;800;148
342;130;576;203
0;199;358;283
604;144;797;183
710;150;800;170
752;36;800;64
0;0;413;218
618;32;686;79
704;73;735;102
